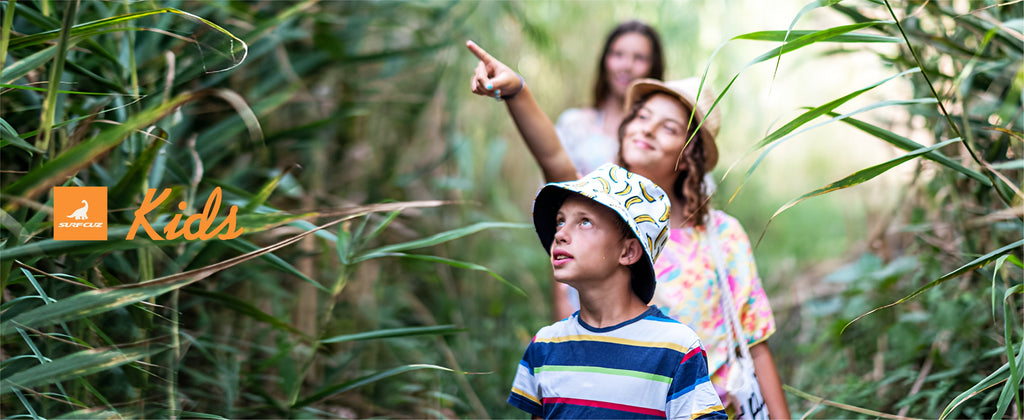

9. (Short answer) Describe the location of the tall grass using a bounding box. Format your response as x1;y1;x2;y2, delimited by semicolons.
1;0;1020;418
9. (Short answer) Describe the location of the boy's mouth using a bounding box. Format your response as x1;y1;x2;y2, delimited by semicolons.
552;249;573;266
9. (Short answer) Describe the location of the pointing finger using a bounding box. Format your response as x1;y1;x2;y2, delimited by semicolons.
466;40;495;65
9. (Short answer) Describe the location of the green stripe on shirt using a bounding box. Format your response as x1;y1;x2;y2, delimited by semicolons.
534;365;672;384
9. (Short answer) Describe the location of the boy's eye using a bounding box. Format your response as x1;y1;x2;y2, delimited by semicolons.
580;218;592;226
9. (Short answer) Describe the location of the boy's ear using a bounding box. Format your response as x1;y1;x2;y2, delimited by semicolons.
619;237;644;266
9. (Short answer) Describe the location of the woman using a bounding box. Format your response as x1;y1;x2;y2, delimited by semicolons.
467;40;792;419
555;20;665;176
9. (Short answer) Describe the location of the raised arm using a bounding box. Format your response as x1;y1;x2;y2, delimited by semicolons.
466;40;578;183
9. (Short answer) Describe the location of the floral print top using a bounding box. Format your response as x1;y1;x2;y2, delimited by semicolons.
650;210;776;389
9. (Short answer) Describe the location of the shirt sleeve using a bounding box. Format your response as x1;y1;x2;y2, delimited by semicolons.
507;342;543;417
716;212;776;345
666;340;727;419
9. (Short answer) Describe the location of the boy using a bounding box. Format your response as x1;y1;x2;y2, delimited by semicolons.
508;163;726;419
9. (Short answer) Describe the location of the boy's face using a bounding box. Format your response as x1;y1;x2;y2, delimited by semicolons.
550;195;634;286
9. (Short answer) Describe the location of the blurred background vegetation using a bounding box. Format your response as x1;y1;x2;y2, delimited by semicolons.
1;0;1021;418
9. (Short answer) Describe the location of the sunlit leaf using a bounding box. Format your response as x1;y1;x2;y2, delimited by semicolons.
734;30;901;43
766;138;960;225
827;112;990;186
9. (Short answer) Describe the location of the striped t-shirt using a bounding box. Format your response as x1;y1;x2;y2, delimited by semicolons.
508;306;726;419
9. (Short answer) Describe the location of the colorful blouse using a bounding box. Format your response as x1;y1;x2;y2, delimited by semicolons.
554;108;620;175
649;210;776;390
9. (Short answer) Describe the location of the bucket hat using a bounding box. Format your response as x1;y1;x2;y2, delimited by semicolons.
624;77;721;170
532;163;671;304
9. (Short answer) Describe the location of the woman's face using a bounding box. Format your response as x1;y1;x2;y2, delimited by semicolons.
619;93;690;181
604;32;654;99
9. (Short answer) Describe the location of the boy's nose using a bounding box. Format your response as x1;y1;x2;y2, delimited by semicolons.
553;227;570;243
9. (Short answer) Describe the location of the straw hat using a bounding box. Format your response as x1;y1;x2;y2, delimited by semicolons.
624;77;721;170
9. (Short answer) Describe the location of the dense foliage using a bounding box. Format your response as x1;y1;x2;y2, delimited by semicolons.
1;0;1020;418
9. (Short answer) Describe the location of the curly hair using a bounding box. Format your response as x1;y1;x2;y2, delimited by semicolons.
617;93;711;229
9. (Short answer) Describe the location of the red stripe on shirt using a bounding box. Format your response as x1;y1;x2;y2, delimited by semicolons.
543;397;665;416
679;347;705;364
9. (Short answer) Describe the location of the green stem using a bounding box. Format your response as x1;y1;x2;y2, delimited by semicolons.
288;265;350;408
37;0;78;156
0;0;15;73
882;0;1015;206
169;289;180;419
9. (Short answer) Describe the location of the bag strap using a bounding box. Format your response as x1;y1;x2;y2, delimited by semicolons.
704;212;755;365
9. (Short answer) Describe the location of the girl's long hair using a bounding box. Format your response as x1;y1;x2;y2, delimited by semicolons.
617;93;711;229
593;20;665;108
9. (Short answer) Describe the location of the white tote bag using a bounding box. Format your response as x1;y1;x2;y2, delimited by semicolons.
706;215;770;420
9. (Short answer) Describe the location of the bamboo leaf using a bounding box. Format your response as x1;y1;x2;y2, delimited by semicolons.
783;385;920;419
767;138;961;223
752;68;921;151
1;46;57;85
9;8;247;73
320;325;464;344
353;222;530;262
0;118;40;154
240;166;297;214
2;91;199;205
0;201;451;332
734;30;901;43
52;408;127;419
0;212;313;262
220;238;327;293
767;0;845;87
367;252;527;296
939;359;1016;420
995;283;1024;419
0;346;162;395
722;81;925;208
826;111;990;185
109;129;168;211
741;20;897;66
291;364;456;409
187;289;308;338
844;239;1024;335
0;215;349;334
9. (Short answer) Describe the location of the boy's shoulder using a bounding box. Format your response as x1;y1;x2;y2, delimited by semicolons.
531;307;704;351
636;307;704;349
531;313;580;341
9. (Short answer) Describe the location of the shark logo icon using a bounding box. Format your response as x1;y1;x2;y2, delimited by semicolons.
68;200;89;220
53;187;107;240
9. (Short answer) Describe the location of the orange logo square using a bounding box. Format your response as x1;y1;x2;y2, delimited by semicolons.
53;187;108;240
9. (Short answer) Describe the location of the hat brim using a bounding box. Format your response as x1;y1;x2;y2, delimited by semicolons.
532;186;656;304
624;79;719;170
